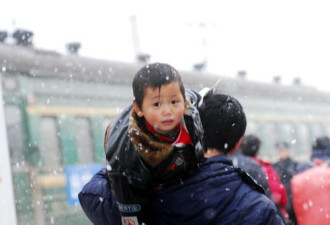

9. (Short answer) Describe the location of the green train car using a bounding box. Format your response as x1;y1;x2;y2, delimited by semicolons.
1;40;330;224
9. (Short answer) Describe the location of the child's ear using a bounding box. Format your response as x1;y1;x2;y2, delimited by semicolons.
133;100;143;117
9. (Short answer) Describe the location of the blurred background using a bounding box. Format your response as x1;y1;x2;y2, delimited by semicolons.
1;0;330;91
1;0;330;224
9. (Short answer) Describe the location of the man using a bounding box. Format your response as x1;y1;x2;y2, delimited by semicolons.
79;93;285;225
273;141;311;224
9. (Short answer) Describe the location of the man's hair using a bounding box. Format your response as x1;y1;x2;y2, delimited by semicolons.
312;136;330;151
311;136;330;162
240;134;261;157
199;93;247;154
132;62;185;108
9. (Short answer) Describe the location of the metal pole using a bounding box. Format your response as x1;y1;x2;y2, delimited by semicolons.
0;74;17;225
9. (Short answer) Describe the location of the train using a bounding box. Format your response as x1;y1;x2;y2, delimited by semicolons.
1;33;330;224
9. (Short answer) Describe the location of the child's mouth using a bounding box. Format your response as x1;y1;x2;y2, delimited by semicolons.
162;119;174;125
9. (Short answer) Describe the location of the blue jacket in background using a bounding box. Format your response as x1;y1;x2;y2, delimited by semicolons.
79;155;285;225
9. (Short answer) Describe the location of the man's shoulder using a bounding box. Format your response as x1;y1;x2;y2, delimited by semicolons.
79;169;111;197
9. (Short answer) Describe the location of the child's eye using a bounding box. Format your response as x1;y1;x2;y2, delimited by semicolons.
171;100;179;104
153;102;160;107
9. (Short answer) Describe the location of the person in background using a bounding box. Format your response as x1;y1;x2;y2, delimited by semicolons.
310;136;330;165
240;135;289;219
290;136;330;225
273;141;311;225
79;93;285;225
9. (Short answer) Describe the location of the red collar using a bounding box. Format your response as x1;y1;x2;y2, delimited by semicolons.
144;121;179;142
144;121;192;146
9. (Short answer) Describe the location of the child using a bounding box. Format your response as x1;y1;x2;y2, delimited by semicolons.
105;62;204;224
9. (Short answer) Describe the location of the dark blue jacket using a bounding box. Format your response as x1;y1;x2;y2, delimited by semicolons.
79;169;122;225
79;155;285;225
230;151;272;199
153;154;285;225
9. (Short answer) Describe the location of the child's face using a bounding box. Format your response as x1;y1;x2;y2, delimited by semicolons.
134;81;185;134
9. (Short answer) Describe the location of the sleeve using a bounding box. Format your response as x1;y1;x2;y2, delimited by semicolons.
78;169;122;225
104;105;156;224
185;89;202;107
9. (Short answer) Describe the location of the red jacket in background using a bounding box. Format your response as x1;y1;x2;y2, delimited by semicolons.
291;165;330;225
253;157;288;208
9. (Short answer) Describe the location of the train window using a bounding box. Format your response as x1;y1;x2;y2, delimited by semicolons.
295;124;311;161
74;117;94;164
246;121;258;134
309;124;324;140
4;105;26;166
40;117;62;167
325;124;330;137
277;123;295;143
258;122;277;162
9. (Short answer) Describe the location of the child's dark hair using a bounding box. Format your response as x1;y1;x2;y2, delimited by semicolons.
199;94;247;154
132;63;185;108
240;134;261;157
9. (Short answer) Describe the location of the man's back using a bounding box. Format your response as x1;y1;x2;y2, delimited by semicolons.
153;155;284;225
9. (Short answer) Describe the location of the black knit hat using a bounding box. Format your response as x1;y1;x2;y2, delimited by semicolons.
312;136;330;150
199;94;246;154
311;136;330;162
240;135;261;157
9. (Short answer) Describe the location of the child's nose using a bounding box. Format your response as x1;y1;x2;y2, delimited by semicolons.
162;105;172;115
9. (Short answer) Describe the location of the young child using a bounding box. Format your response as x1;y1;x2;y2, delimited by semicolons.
105;62;204;224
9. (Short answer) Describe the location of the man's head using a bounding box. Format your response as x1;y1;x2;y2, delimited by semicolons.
240;134;261;157
199;93;247;155
275;141;290;160
132;63;186;134
311;136;330;163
